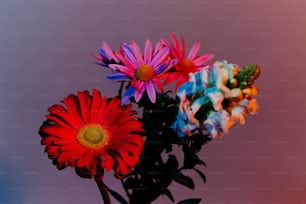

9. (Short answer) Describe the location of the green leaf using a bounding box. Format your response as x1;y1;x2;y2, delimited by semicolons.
177;198;202;204
106;187;128;204
195;158;206;167
194;168;206;184
163;188;175;202
123;177;134;189
173;172;195;190
237;64;261;88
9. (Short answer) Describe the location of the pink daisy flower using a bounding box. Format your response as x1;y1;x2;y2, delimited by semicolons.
161;33;215;91
107;39;177;104
94;41;120;66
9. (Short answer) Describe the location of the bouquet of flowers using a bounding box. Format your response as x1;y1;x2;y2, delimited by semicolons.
38;33;261;204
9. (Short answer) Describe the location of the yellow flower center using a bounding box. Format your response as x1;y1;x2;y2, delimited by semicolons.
175;58;196;75
77;124;108;149
136;64;156;82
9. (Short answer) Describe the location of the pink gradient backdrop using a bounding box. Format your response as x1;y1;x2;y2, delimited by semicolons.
0;0;306;203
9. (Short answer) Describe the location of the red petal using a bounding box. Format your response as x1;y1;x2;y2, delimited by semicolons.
90;89;102;123
77;90;91;124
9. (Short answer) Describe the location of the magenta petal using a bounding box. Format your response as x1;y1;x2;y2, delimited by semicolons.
122;43;139;68
102;42;117;62
146;81;156;103
150;47;170;68
165;58;178;72
115;52;137;70
193;54;215;66
134;82;145;102
155;62;167;75
109;64;135;76
130;41;144;65
169;33;180;56
144;39;152;64
181;36;186;57
154;39;164;56
187;42;200;60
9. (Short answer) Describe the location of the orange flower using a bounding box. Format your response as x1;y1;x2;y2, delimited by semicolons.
39;89;144;179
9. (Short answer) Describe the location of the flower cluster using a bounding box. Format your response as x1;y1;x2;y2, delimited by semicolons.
39;33;261;204
172;60;260;138
95;33;213;105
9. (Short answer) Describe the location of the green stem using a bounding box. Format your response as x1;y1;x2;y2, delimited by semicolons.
118;81;124;97
94;175;111;204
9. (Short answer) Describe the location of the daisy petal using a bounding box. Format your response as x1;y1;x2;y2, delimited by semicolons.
163;72;180;85
121;86;136;105
107;72;130;81
170;33;180;56
151;47;170;68
90;89;101;123
77;90;91;123
193;54;215;66
146;81;156;103
130;41;144;65
164;58;178;72
101;42;117;62
187;42;200;60
144;39;152;64
122;43;139;68
115;52;137;70
181;35;186;57
109;64;135;77
175;75;188;92
134;83;145;102
155;62;167;75
154;39;164;56
154;78;164;93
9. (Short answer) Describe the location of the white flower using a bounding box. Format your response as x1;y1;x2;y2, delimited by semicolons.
205;88;224;111
204;110;234;138
230;105;246;125
191;96;206;114
212;61;242;98
199;66;210;89
172;60;260;138
203;111;222;138
224;88;242;99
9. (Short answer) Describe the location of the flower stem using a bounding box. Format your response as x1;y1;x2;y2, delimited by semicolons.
94;175;111;204
118;81;124;97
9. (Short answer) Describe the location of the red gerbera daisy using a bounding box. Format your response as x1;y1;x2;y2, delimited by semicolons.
39;89;144;179
161;33;215;91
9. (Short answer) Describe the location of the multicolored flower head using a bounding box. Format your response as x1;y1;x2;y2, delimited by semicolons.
39;89;144;179
172;60;261;138
161;33;215;91
107;39;177;104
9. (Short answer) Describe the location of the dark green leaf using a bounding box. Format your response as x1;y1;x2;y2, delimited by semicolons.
106;187;128;204
177;198;202;204
123;177;135;189
195;158;206;167
194;168;206;184
173;172;195;190
163;188;175;202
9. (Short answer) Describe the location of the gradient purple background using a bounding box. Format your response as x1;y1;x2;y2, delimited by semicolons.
1;0;306;203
